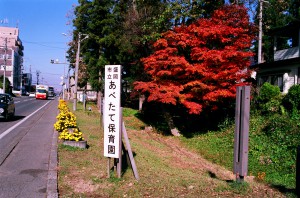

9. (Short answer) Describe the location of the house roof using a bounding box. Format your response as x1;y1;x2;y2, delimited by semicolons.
250;57;300;70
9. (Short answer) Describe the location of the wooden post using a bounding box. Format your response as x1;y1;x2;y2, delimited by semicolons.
107;157;111;178
233;86;250;182
116;108;123;178
122;121;140;180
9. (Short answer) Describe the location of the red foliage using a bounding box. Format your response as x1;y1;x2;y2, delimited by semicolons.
134;5;256;114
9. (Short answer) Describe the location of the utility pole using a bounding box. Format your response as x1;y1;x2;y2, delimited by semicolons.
3;38;7;93
63;51;67;100
62;66;65;100
73;32;88;111
258;0;263;64
20;65;23;95
258;0;269;64
36;70;40;85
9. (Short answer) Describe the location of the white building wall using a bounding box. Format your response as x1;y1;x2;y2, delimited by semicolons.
283;69;297;94
0;26;23;91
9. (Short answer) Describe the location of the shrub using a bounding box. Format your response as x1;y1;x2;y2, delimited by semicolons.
257;82;281;103
283;84;300;112
256;83;283;114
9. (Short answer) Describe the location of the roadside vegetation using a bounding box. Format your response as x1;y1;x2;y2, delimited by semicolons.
56;1;300;197
57;83;300;197
175;83;300;197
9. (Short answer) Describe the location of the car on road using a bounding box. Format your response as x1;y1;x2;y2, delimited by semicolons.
29;92;35;97
0;93;15;120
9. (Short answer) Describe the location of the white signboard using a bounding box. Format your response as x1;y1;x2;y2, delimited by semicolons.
104;65;121;158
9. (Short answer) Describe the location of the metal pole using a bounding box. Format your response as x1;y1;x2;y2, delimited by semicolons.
73;33;81;111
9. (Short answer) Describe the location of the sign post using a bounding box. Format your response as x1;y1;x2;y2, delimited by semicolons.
104;65;122;177
233;86;250;182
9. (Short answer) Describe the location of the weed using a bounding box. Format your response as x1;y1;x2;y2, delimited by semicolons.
58;144;85;152
108;175;122;183
228;181;250;194
91;176;102;184
89;135;98;140
256;172;266;181
122;108;138;117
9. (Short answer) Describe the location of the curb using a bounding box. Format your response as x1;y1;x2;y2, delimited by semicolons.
47;129;58;198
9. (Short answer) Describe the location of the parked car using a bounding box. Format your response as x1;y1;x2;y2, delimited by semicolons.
0;93;15;120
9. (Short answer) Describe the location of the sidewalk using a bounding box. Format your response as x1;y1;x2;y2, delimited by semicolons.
0;99;59;198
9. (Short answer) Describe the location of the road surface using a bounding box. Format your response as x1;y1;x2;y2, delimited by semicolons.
0;96;58;198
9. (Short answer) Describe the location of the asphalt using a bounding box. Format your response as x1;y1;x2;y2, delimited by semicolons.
0;98;59;198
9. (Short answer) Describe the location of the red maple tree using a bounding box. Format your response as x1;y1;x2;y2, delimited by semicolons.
134;5;256;114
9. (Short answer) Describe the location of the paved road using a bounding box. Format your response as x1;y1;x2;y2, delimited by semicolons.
0;97;58;198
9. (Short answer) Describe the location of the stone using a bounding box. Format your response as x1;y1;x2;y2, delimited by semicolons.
63;140;87;149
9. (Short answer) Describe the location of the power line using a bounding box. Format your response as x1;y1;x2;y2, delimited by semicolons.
22;40;66;49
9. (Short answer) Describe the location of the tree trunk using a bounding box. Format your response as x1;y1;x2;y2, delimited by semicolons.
139;94;145;111
162;107;181;136
97;91;103;114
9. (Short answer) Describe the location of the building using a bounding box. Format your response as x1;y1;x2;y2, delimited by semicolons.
252;21;300;93
68;75;97;102
22;73;32;94
0;26;24;92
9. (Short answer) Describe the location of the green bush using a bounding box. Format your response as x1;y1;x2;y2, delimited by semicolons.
256;83;283;114
257;82;281;103
283;84;300;112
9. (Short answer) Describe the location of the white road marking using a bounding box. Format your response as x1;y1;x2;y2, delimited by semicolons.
0;100;51;140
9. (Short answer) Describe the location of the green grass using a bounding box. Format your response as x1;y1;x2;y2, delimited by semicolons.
180;127;234;169
180;112;297;195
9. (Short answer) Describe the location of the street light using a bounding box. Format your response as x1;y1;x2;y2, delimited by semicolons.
50;59;75;100
73;32;88;111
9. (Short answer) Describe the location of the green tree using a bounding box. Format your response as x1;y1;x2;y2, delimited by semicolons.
71;0;119;92
252;0;296;63
0;76;11;93
116;0;171;86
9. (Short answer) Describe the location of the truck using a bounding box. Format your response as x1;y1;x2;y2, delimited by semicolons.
35;85;49;100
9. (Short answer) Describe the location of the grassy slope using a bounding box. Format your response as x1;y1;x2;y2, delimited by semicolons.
181;114;297;196
57;102;287;197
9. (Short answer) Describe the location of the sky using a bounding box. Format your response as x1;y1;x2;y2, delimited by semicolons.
0;0;78;92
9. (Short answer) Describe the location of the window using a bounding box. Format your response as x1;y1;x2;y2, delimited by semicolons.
259;74;283;92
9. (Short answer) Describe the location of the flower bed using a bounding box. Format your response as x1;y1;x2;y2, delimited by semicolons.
54;100;85;147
